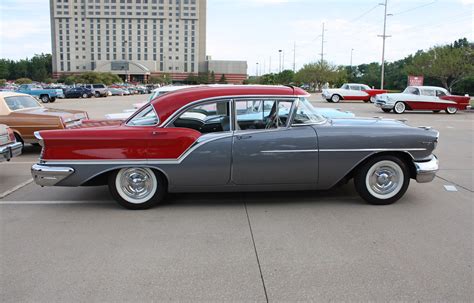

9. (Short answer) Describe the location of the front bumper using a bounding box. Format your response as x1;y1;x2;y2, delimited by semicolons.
414;155;439;183
31;164;74;186
0;142;22;162
374;100;394;109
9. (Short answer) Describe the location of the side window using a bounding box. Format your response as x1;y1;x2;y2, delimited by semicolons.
341;84;349;90
436;90;446;97
235;99;293;130
170;100;230;134
421;89;435;96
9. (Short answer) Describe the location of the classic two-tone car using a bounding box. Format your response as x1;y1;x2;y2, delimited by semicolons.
32;85;439;210
0;92;89;146
0;124;22;162
322;83;388;103
375;86;471;114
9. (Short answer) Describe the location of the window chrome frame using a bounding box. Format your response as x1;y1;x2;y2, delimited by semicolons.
290;97;328;127
165;98;234;133
125;104;160;127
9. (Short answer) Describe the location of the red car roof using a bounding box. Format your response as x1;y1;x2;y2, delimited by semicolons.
152;85;309;124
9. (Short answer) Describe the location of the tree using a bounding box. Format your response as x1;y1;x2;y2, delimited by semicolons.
218;74;227;84
405;43;474;91
15;78;33;84
210;71;216;83
294;61;340;90
275;70;295;85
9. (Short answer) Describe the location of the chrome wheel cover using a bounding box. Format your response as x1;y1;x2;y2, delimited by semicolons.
394;102;405;114
365;160;404;199
116;168;157;204
331;95;340;102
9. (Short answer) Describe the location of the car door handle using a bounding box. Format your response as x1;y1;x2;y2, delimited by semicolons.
236;135;252;140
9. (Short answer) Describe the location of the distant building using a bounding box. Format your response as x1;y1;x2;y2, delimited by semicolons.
206;60;247;84
49;0;247;83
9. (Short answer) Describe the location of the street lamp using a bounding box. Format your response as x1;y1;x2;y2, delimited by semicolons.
256;62;259;77
350;48;354;66
123;40;129;83
278;50;282;73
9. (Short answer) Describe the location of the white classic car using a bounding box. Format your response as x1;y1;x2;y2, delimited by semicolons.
374;86;471;114
322;83;388;103
0;124;22;162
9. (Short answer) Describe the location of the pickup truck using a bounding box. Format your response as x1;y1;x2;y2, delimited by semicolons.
17;84;65;103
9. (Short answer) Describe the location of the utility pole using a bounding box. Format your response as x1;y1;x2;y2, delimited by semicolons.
319;22;327;64
378;0;391;89
256;62;259;77
282;51;285;71
269;56;272;74
293;41;296;72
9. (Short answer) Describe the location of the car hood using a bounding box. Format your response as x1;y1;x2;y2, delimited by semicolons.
317;108;355;118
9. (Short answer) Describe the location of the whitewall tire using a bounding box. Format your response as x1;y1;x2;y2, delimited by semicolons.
446;107;458;114
108;167;166;209
331;94;341;103
394;102;406;114
354;156;410;205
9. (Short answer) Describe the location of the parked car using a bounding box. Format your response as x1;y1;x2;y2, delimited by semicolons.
83;84;109;97
375;86;471;114
322;83;388;103
0;124;22;162
17;84;65;103
108;88;127;96
0;92;88;146
64;87;93;99
31;85;439;210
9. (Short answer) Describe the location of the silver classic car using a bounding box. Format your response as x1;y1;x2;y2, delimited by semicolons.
32;86;439;209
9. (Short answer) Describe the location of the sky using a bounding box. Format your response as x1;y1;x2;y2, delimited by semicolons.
0;0;472;75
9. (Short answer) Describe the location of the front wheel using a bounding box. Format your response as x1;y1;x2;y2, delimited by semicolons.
394;101;406;114
108;167;166;210
40;95;50;103
331;94;341;103
94;92;100;98
354;156;410;205
446;107;458;114
82;93;88;98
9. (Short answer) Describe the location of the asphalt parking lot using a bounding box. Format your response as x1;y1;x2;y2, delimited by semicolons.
1;93;472;302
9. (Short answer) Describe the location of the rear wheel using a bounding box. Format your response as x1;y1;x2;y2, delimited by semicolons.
446;107;458;114
108;167;166;210
354;156;410;205
40;95;50;103
94;91;100;98
382;108;392;113
82;93;88;98
394;101;406;114
331;94;341;103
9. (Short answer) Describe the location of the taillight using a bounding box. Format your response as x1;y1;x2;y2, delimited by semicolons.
7;128;15;142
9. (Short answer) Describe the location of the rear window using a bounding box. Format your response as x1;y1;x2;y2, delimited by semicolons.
4;95;41;111
93;84;105;89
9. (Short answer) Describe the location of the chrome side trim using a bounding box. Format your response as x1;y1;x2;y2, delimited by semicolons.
319;148;427;152
261;149;318;153
31;164;75;186
34;131;44;147
0;142;22;161
414;155;439;183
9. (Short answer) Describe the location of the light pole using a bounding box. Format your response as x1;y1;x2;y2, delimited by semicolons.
256;62;259;77
278;50;282;73
350;48;354;66
378;0;392;89
123;40;129;83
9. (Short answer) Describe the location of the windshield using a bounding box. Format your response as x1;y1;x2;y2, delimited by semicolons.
293;98;326;124
126;105;159;126
4;95;42;111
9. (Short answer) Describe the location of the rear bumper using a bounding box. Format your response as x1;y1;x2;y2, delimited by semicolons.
414;155;439;183
0;142;22;162
31;164;74;186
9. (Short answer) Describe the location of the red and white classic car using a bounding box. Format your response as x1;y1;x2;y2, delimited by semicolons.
375;86;471;114
322;83;388;103
31;85;439;209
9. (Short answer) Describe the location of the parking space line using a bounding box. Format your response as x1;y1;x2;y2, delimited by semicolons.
0;178;34;199
0;200;112;205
